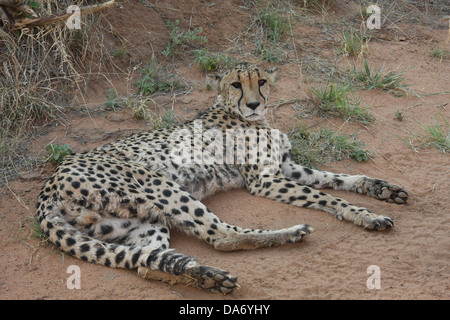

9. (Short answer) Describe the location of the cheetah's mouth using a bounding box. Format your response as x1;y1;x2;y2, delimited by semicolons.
244;110;267;121
246;114;261;120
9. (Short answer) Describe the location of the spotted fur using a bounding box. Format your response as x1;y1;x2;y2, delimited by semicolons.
36;63;408;294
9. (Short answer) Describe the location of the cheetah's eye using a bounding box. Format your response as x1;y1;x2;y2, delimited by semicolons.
258;79;267;87
231;82;242;89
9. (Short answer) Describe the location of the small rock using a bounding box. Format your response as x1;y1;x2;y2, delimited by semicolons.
19;171;40;181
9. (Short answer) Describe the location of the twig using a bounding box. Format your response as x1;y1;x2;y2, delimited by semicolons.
5;183;30;212
0;0;38;18
22;241;38;267
10;0;115;30
403;102;422;111
269;98;302;123
372;150;405;175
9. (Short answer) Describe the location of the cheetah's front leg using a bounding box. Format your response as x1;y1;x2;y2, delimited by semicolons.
247;173;394;230
119;167;312;250
281;160;409;204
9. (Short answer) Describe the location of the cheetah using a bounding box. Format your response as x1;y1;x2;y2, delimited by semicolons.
36;62;408;294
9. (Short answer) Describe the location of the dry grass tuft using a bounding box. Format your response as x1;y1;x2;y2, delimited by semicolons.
0;0;114;185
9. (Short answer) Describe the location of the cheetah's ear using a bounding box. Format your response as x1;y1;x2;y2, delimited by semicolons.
206;74;222;93
264;67;279;84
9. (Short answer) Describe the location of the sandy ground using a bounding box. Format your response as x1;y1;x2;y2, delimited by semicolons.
0;0;449;300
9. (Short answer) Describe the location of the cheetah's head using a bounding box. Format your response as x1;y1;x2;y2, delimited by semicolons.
208;63;278;121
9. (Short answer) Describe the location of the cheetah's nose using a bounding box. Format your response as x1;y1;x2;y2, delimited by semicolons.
246;101;260;110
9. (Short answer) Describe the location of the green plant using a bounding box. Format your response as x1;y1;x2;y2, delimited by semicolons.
430;47;449;60
128;96;179;129
416;113;449;153
194;49;232;72
126;95;151;120
111;45;128;59
352;60;411;96
310;83;375;123
135;63;182;96
28;216;50;246
162;19;207;57
253;4;291;63
288;124;371;168
338;30;369;57
421;115;449;153
135;107;179;129
27;0;40;10
132;103;148;120
45;143;73;164
258;6;290;42
256;40;285;63
153;109;179;129
359;4;371;20
104;88;120;110
399;113;449;154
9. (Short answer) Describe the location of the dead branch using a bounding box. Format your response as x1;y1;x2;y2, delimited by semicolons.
0;0;38;18
0;0;115;31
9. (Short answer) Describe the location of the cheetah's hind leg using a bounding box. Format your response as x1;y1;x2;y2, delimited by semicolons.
138;265;239;294
125;221;239;294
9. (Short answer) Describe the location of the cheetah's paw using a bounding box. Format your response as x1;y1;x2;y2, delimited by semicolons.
368;180;409;204
188;265;239;294
288;224;314;243
363;215;394;231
